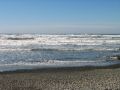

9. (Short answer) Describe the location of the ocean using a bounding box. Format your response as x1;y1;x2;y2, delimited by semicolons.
0;34;120;72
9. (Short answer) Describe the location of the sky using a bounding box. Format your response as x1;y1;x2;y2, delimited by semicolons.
0;0;120;34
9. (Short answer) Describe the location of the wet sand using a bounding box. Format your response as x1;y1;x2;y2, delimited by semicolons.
0;66;120;90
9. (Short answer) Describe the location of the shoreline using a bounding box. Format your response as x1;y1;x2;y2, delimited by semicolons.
1;63;120;74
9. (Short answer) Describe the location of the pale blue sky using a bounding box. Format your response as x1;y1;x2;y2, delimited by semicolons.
0;0;120;34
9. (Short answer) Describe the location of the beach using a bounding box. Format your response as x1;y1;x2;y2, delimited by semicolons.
0;66;120;90
0;0;120;89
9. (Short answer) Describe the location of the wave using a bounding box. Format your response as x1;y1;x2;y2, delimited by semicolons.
0;60;110;66
0;60;119;72
30;48;120;51
0;60;119;67
7;37;34;40
0;48;31;51
0;34;120;46
0;35;120;50
1;34;120;39
0;47;119;52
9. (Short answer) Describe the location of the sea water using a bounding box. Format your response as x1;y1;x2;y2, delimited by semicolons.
0;34;120;72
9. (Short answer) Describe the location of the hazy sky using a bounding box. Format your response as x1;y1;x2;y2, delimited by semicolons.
0;0;120;34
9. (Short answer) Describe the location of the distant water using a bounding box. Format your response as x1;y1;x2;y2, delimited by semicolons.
0;34;120;72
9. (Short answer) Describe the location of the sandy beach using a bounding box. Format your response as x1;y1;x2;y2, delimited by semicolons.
0;66;120;90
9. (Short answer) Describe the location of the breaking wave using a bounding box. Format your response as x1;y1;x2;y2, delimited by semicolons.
0;59;119;67
0;47;119;52
7;37;34;40
0;59;119;72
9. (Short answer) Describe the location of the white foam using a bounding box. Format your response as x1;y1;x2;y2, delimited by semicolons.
0;34;120;46
0;60;111;67
0;47;119;52
0;48;31;51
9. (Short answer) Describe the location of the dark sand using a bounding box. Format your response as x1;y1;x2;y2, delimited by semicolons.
0;65;120;90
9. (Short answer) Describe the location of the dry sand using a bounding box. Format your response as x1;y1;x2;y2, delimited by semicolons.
0;66;120;90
